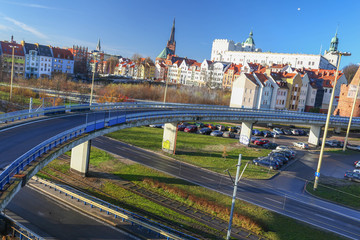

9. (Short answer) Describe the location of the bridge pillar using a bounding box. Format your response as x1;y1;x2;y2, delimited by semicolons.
162;123;178;154
70;140;91;176
239;122;253;146
308;125;321;146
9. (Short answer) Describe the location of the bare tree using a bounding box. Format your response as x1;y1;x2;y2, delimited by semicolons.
105;57;119;74
131;53;142;63
343;63;359;84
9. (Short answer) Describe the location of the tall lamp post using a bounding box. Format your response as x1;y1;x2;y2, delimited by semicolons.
9;45;19;101
313;51;351;190
90;52;98;106
343;73;360;151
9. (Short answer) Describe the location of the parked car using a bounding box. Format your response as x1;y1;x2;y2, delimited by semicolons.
273;128;284;135
347;144;360;151
353;169;360;174
293;142;309;149
210;130;223;137
273;148;295;159
226;126;236;132
251;136;261;143
271;132;280;138
262;142;278;149
282;129;292;135
195;122;205;128
298;129;306;136
216;125;226;131
177;124;187;131
354;161;360;168
344;171;360;182
253;157;279;170
291;129;300;135
184;125;197;133
272;150;293;160
325;140;338;147
262;130;272;138
269;152;289;163
252;129;262;136
149;124;164;128
223;131;235;138
198;127;212;135
207;124;217;130
254;139;270;146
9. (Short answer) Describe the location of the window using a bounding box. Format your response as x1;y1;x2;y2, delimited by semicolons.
329;89;332;93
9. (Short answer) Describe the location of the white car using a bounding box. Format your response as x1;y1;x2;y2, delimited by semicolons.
293;142;309;149
273;128;284;135
353;169;360;173
347;144;360;151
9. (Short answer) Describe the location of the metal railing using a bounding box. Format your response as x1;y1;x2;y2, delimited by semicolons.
1;105;358;192
34;177;197;240
5;214;43;240
0;102;358;127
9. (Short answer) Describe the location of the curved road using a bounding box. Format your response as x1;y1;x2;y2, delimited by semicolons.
0;109;359;239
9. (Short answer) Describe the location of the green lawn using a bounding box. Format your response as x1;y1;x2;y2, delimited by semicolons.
306;180;360;209
106;126;275;179
40;148;343;240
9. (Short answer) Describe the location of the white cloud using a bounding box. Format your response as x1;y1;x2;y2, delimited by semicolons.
3;16;47;39
1;1;55;9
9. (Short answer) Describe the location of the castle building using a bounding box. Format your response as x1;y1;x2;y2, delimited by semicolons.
211;31;340;70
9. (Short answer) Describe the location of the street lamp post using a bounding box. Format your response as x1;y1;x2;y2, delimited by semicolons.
343;76;360;151
9;45;18;101
90;52;98;106
226;154;248;240
313;51;351;190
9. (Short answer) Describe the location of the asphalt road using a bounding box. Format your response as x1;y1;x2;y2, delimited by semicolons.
6;186;138;240
1;110;360;239
92;136;360;240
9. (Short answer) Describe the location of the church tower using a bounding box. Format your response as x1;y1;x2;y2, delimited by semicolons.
156;18;176;61
324;30;340;67
166;18;176;54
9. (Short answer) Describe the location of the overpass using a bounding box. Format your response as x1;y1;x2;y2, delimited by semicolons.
0;102;358;237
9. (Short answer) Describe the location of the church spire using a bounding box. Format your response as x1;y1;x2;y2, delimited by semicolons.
96;38;101;52
169;18;175;43
166;18;176;55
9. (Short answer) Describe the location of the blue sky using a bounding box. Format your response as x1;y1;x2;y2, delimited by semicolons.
0;0;359;68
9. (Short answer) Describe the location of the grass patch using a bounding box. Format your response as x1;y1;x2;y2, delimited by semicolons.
323;148;358;155
106;126;275;179
306;179;360;209
42;147;342;240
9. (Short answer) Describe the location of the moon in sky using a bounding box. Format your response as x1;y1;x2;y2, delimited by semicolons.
298;8;301;11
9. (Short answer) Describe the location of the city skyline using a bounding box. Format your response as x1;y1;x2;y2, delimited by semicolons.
0;0;359;68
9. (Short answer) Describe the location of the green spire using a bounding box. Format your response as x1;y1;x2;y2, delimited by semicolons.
244;31;255;45
329;29;338;52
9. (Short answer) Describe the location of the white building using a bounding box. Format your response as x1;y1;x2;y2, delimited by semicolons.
211;32;339;70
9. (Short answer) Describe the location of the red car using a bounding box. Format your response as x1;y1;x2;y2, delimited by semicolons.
184;125;197;133
254;139;270;146
207;124;217;130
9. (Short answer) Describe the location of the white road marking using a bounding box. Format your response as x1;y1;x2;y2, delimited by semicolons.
265;197;282;204
200;176;215;182
314;213;335;222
